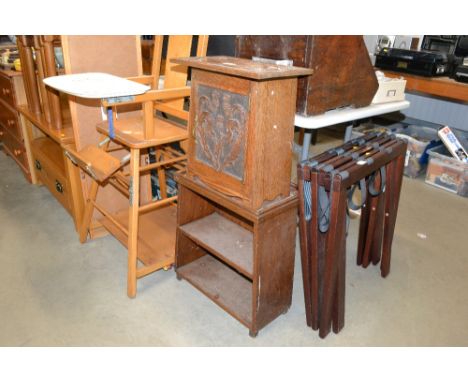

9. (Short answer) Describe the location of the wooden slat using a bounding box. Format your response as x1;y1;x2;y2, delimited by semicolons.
138;196;177;214
154;102;189;121
101;87;191;107
196;35;209;57
92;201;129;235
139;154;186;173
126;75;153;85
151;36;164;90
99;206;176;267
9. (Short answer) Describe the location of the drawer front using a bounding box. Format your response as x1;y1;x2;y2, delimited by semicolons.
0;74;15;108
43;169;71;212
2;128;29;172
32;151;72;212
0;103;22;141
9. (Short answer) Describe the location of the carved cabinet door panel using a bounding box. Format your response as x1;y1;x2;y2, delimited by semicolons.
187;70;253;202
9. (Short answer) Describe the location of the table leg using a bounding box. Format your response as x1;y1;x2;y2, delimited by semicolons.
344;124;354;142
301;131;312;161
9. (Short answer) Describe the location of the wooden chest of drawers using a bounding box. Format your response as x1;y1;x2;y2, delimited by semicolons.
0;69;32;182
30;137;72;212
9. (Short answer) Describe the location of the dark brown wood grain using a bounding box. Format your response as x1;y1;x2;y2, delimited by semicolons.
332;211;347;334
381;152;405;277
176;56;304;210
297;166;313;327
236;35;378;116
175;175;298;337
319;175;347;339
173;55;313;80
297;135;408;338
371;174;386;266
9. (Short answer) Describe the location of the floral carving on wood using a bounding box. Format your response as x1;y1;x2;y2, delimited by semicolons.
195;85;248;181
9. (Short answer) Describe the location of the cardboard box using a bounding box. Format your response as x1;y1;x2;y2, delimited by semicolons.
371;76;406;104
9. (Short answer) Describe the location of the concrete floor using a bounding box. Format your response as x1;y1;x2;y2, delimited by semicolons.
1;133;468;346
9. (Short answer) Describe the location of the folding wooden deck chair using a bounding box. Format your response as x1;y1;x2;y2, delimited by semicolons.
64;35;209;298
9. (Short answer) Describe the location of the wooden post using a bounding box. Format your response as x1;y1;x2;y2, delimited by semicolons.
33;36;52;123
127;148;140;298
143;101;154;140
41;35;62;130
17;36;42;115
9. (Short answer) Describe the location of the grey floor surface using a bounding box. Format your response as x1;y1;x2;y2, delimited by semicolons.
1;136;468;346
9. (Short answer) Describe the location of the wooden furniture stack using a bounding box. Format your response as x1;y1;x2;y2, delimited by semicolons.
16;35;84;228
16;35;143;233
172;56;313;336
297;133;407;338
50;36;209;298
0;68;33;182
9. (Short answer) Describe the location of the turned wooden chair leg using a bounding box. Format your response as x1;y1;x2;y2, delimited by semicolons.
127;148;140;298
79;179;99;243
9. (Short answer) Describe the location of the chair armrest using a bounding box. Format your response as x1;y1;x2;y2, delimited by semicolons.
102;86;191;107
126;75;154;85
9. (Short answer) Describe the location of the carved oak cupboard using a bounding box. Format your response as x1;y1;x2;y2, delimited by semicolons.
173;57;313;336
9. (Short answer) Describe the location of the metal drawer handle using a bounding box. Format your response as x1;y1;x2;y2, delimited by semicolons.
14;149;22;156
55;180;64;194
2;88;10;95
7;119;14;126
35;159;42;170
0;130;3;136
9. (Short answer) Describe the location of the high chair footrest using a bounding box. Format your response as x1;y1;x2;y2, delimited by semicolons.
64;145;124;182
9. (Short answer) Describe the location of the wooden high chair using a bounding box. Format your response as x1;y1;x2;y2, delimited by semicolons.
63;35;209;298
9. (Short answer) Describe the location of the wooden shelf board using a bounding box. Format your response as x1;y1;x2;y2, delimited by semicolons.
177;254;252;328
99;204;176;268
179;212;254;279
17;104;75;145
